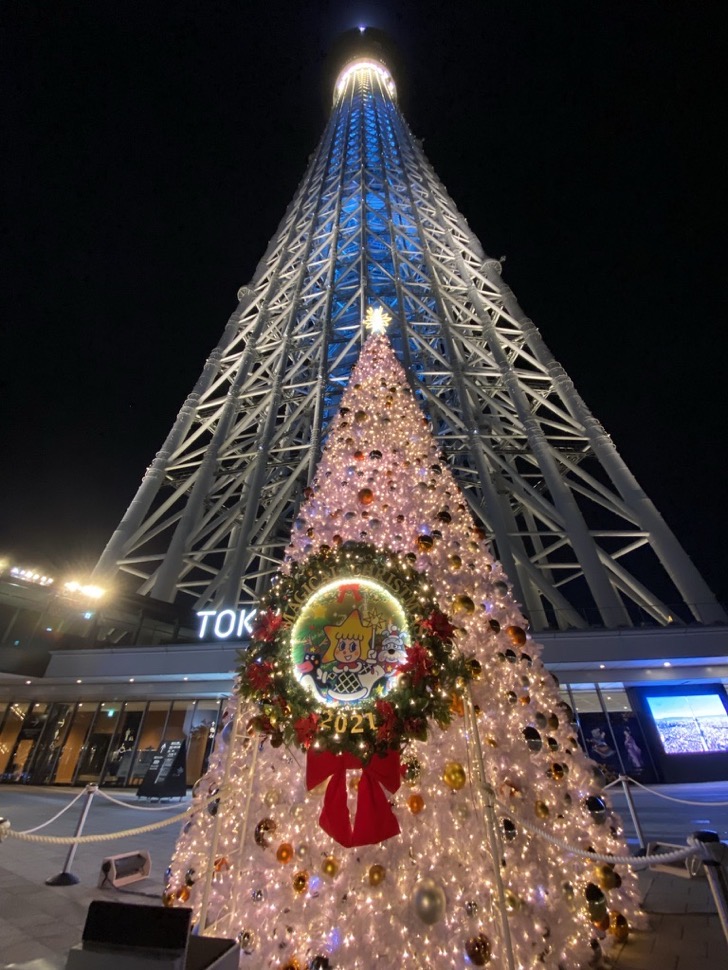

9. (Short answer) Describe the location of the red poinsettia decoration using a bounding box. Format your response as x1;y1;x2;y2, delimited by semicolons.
253;609;284;642
399;643;433;686
375;699;399;743
403;716;427;741
246;659;274;692
420;609;456;642
294;712;320;748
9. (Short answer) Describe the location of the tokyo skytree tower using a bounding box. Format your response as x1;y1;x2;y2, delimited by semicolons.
93;36;723;632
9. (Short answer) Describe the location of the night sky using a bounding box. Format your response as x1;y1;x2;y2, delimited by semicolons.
2;1;726;607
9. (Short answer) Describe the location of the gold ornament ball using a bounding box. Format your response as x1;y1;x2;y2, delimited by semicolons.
321;856;339;879
368;864;386;886
448;554;462;571
505;625;527;646
408;793;425;814
358;487;374;506
417;533;434;551
465;933;492;966
452;594;475;614
595;864;622;890
443;761;467;790
162;891;176;907
467;658;483;680
609;911;629;943
264;788;282;808
354;409;368;423
176;886;190;902
276;842;294;864
292;870;309;894
535;800;550;819
280;960;301;970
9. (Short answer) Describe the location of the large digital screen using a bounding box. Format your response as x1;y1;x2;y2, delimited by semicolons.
645;693;728;755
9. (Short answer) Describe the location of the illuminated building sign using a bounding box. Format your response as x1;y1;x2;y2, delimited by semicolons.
196;609;257;640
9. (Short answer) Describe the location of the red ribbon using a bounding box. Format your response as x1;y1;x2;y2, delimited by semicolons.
336;583;362;603
306;749;401;847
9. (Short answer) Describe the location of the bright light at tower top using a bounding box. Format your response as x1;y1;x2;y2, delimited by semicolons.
334;58;397;103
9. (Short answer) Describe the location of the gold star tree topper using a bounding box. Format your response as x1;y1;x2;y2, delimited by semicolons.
364;305;392;334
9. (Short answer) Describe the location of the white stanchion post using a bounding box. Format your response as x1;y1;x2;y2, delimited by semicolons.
619;776;647;851
46;784;98;886
689;831;728;949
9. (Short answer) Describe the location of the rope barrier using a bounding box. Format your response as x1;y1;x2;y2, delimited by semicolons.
6;810;190;844
492;795;699;867
17;789;88;834
617;776;728;807
0;783;230;846
94;789;188;811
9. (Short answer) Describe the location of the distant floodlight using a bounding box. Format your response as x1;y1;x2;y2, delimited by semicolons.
64;580;106;600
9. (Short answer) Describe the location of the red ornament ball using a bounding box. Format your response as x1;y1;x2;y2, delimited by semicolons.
358;488;374;506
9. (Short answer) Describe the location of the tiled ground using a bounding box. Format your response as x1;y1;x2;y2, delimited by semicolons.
0;783;726;969
610;870;725;970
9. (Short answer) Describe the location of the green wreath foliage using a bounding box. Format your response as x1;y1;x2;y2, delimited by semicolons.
236;542;473;762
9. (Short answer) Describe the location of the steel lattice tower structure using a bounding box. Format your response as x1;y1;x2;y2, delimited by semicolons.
93;45;724;632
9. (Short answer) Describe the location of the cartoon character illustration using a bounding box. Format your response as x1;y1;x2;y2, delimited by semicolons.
623;726;644;770
295;642;327;699
376;626;408;675
588;727;615;760
318;609;385;703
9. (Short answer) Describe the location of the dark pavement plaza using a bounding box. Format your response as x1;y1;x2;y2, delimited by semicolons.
0;782;726;969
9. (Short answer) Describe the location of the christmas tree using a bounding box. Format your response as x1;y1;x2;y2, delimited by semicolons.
166;309;639;969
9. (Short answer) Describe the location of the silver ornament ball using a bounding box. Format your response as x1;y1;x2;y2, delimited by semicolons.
412;877;447;925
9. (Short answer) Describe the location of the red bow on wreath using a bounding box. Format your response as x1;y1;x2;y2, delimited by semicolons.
306;749;401;847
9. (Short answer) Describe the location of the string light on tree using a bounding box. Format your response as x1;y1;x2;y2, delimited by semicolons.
165;314;641;968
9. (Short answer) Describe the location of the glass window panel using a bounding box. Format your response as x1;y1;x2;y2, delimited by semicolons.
601;689;631;712
571;689;602;713
75;703;119;782
164;701;195;742
187;700;222;785
54;706;96;784
27;703;75;785
8;702;52;782
132;702;170;785
105;702;146;786
0;703;30;778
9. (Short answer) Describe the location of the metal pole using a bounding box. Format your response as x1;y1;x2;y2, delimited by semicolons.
690;831;728;949
619;776;647;851
46;784;97;886
464;690;516;970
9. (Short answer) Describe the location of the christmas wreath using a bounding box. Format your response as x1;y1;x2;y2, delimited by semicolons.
237;542;473;763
